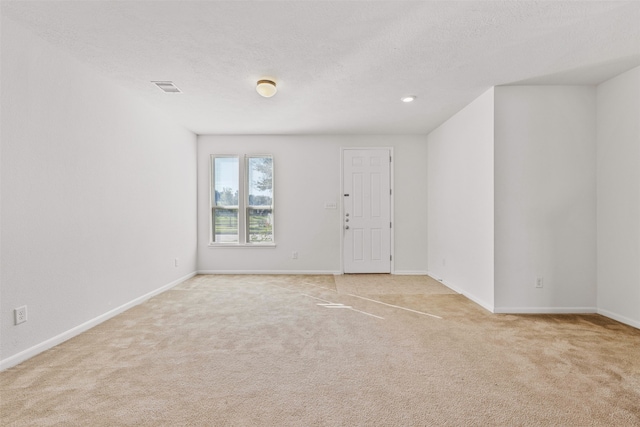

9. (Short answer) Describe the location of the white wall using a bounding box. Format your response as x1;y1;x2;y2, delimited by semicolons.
494;86;597;313
1;18;198;368
596;66;640;328
426;89;495;311
197;135;428;274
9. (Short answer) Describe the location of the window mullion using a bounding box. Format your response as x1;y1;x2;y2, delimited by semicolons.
210;156;221;243
239;155;247;243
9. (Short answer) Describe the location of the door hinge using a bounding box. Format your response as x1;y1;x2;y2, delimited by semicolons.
390;255;393;261
390;222;392;228
389;156;392;162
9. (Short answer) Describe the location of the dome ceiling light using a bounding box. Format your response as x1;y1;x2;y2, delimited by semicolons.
256;79;277;98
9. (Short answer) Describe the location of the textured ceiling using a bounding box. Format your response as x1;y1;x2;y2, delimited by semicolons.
2;1;640;135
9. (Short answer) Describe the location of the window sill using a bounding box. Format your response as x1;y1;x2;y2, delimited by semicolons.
208;243;277;249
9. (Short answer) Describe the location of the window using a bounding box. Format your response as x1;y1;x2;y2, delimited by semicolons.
246;156;274;243
211;155;274;245
212;156;240;243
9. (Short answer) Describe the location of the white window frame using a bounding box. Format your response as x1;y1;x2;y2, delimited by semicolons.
209;154;275;247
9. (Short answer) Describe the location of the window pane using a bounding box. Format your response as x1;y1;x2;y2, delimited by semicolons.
247;208;273;243
247;156;273;207
214;157;239;207
213;208;238;243
247;156;273;243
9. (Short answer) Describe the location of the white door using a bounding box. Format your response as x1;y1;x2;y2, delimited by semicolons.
343;149;391;273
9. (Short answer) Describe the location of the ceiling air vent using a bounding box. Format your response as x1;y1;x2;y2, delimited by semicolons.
152;81;182;93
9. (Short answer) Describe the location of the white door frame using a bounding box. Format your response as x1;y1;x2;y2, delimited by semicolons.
340;147;394;274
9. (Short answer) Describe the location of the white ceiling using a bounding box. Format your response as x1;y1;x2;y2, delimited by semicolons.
3;1;640;135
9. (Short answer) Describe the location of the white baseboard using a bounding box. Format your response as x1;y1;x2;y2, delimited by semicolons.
425;271;494;313
0;271;197;372
198;270;429;276
597;308;640;329
493;306;598;314
394;270;429;275
198;270;428;276
197;270;341;275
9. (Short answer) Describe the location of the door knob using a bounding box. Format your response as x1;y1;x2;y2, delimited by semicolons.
345;225;350;230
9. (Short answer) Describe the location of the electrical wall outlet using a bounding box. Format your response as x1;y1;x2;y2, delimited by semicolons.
536;277;544;288
292;251;298;259
15;306;27;325
174;258;179;267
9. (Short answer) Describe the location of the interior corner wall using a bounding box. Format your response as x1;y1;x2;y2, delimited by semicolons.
596;66;640;328
494;86;597;313
1;18;198;367
426;88;495;311
196;135;428;275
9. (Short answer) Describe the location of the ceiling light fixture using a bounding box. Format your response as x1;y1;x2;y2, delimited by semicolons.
152;81;182;93
401;95;416;103
256;79;277;98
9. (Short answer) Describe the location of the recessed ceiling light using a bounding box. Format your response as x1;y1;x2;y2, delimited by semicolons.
401;95;416;103
256;79;277;98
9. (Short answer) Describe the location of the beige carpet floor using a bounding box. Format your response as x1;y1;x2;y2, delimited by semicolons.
1;274;639;426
